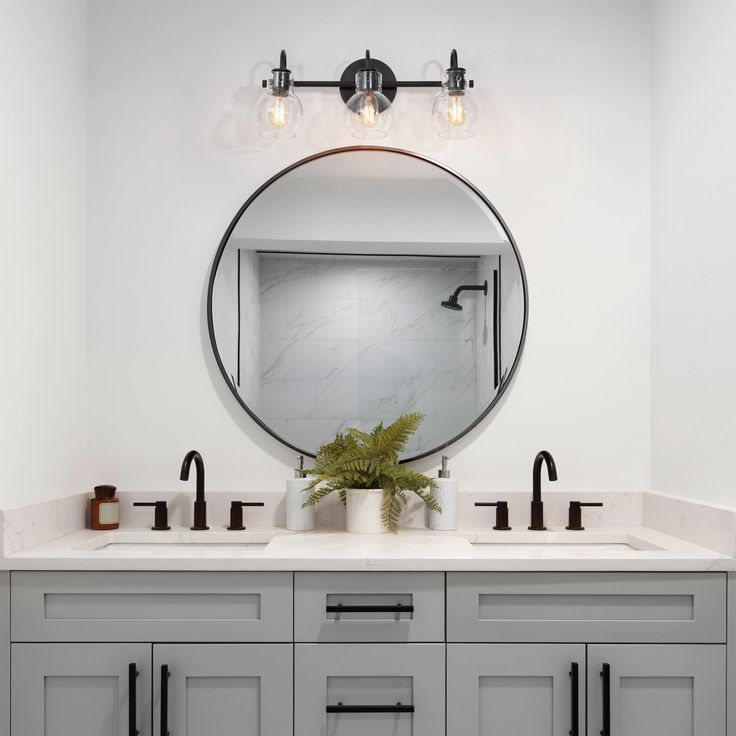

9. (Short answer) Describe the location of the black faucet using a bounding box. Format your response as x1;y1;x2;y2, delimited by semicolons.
180;450;208;530
529;450;557;530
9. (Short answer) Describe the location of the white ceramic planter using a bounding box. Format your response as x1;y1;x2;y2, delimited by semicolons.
345;488;386;534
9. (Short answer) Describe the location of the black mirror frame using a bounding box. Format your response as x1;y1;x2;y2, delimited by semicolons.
206;146;529;463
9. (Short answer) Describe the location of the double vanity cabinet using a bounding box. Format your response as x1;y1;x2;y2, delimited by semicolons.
0;569;731;735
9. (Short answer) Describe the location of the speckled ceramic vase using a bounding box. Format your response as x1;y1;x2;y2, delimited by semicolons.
345;488;386;534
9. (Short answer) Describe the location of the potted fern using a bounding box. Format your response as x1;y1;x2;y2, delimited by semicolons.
302;413;440;533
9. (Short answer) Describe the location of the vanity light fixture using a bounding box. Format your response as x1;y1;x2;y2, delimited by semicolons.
258;48;476;140
256;50;304;140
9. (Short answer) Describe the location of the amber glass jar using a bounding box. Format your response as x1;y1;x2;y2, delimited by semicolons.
90;485;120;530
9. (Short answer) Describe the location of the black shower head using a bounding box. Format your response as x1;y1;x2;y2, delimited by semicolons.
440;280;488;312
441;295;463;311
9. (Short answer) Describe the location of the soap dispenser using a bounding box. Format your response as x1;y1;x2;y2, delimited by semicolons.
429;456;458;531
286;455;315;531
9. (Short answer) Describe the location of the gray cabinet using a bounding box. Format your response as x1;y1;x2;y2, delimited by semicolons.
3;569;733;736
447;643;585;736
587;644;726;736
11;642;152;736
153;644;292;736
295;643;444;736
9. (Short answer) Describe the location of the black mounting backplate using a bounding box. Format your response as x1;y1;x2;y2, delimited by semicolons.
339;57;398;103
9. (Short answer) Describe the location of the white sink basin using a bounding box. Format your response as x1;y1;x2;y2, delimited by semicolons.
463;531;662;553
71;530;277;555
472;543;636;552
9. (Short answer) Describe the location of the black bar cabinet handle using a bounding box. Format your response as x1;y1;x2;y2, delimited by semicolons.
160;664;170;736
327;702;414;713
569;662;579;736
326;604;414;613
128;663;139;736
601;663;611;736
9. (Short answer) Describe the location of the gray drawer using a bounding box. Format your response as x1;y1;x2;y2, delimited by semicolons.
295;643;445;736
11;571;292;642
295;572;444;642
447;572;726;643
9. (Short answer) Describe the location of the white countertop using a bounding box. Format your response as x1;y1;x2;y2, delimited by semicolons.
1;525;732;572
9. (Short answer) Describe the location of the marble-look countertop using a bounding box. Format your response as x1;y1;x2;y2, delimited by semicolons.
1;525;732;572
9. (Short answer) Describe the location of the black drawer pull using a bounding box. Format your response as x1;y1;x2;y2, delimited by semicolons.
326;604;414;614
569;662;579;736
327;702;414;713
160;665;170;736
128;663;139;736
600;663;611;736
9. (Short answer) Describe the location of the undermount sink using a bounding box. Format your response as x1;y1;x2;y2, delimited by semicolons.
72;530;277;554
462;531;662;553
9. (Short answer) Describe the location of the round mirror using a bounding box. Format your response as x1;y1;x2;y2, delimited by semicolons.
208;147;527;461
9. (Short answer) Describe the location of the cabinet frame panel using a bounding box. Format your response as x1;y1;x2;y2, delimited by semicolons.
0;573;8;736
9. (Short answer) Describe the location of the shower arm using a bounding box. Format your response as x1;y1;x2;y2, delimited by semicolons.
450;282;488;300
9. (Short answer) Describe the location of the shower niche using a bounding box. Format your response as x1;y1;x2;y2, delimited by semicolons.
208;147;527;460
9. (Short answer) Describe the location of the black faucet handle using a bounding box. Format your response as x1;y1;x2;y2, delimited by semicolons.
133;501;171;531
227;501;265;531
566;501;603;531
474;501;511;531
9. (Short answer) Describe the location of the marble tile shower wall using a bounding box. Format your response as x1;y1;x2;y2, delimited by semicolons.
258;256;480;453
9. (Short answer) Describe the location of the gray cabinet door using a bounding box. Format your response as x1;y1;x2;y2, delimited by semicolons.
11;642;152;736
295;643;444;736
587;644;726;736
153;644;292;736
447;643;585;736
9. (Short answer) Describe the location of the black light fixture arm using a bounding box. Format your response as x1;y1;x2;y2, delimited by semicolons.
262;48;474;93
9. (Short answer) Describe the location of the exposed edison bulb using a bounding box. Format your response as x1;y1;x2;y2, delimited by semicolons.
358;93;380;128
447;93;468;126
344;69;393;139
269;96;290;128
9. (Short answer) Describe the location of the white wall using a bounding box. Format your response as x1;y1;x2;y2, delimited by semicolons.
651;0;736;505
0;0;87;505
85;0;652;493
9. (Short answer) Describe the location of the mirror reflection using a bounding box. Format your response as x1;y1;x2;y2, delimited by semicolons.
208;148;527;459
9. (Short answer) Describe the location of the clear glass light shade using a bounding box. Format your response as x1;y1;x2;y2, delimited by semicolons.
432;86;478;139
343;70;393;139
256;86;303;140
